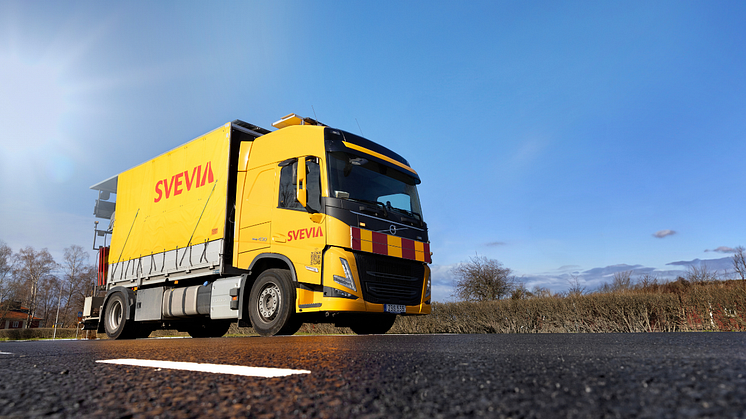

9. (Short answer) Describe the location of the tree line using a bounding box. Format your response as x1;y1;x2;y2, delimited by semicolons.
0;241;96;329
453;247;746;302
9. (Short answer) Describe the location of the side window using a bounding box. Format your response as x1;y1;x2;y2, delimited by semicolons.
278;157;321;212
278;160;302;210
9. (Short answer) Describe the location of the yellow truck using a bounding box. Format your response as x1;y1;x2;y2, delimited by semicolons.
83;114;431;338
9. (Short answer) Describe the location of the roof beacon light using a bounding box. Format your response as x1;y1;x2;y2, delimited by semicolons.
272;113;326;129
273;113;304;129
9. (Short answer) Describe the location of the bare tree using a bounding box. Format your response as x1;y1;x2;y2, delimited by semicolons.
59;245;96;327
0;241;11;284
685;263;718;282
636;273;658;289
60;264;97;327
0;241;18;324
510;282;531;300
37;275;60;327
452;255;516;302
732;246;746;282
612;270;633;291
598;270;633;293
567;274;586;297
531;286;553;298
13;247;57;327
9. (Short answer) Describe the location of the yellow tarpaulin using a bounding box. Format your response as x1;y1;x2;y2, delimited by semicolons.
109;124;231;264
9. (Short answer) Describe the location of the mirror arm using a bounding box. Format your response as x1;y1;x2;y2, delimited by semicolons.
297;157;307;208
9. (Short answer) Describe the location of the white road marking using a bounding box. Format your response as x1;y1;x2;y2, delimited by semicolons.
96;359;311;378
0;351;13;355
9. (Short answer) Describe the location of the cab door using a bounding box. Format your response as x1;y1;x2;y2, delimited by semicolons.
271;156;325;286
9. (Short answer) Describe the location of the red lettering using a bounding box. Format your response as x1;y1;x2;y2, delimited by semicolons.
201;161;214;187
284;227;325;242
163;177;175;199
154;180;163;203
153;161;214;201
185;167;198;191
173;172;184;196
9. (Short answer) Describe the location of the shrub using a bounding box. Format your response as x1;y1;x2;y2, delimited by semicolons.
0;327;87;340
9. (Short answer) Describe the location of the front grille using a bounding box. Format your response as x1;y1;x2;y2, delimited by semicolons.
353;252;425;305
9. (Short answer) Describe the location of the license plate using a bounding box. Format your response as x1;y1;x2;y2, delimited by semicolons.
384;304;406;314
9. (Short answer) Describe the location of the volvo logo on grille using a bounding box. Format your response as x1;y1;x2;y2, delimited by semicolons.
389;225;396;235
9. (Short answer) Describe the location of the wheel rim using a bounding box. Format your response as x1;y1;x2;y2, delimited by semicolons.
257;282;281;322
107;299;123;332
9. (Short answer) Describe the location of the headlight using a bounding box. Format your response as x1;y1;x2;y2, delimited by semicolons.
424;270;431;299
333;257;357;292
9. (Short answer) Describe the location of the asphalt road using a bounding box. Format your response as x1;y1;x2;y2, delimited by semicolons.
1;333;745;418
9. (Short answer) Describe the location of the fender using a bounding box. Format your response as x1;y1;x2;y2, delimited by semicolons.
97;286;137;333
248;253;298;282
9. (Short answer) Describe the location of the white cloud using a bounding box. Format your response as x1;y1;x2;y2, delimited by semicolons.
666;257;733;272
485;241;506;247
653;229;676;238
429;263;457;302
518;256;741;295
705;246;736;253
555;265;581;273
519;263;687;295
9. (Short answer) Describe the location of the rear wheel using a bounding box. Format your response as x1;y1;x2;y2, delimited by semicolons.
187;320;232;338
104;292;136;339
249;269;301;336
349;314;397;335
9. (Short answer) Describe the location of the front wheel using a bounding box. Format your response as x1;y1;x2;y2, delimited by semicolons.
249;269;301;336
104;292;136;339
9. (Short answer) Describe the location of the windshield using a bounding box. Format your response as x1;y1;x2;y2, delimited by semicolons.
327;151;423;219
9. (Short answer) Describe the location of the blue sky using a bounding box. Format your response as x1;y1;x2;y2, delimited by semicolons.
1;1;745;301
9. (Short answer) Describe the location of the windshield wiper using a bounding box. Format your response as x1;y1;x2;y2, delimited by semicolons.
348;197;385;207
388;206;422;221
348;198;388;217
348;198;422;222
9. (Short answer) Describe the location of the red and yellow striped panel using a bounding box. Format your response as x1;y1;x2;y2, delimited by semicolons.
350;227;431;263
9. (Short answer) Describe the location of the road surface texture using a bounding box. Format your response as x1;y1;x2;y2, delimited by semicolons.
1;333;745;418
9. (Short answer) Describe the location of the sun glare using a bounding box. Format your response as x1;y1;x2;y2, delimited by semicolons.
0;49;76;188
0;54;67;151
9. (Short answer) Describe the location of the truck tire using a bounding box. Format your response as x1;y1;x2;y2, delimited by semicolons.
187;320;232;338
349;314;397;335
249;269;301;336
104;292;136;339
